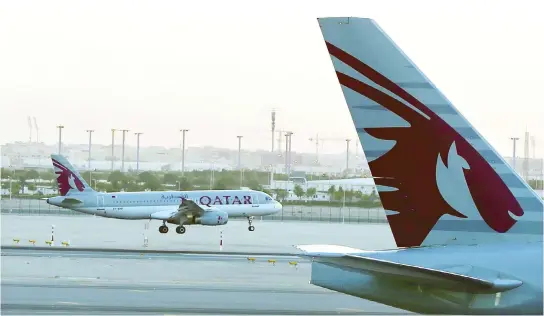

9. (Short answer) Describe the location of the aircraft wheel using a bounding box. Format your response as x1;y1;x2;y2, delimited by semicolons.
248;225;255;232
176;226;186;234
159;225;169;234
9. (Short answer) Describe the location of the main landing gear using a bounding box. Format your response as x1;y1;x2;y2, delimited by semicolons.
159;224;169;234
159;221;186;234
247;216;255;232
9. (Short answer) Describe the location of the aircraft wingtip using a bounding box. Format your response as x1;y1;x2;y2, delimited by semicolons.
292;244;367;257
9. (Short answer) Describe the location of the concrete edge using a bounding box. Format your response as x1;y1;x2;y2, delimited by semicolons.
1;245;300;256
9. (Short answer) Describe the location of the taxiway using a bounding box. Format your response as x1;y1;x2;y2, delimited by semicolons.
1;247;407;315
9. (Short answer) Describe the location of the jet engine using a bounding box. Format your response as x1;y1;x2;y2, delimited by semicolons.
194;210;229;226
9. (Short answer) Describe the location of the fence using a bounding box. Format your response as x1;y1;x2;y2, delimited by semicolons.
0;198;388;224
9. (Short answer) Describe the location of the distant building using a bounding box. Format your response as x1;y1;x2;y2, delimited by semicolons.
265;176;376;201
503;157;544;181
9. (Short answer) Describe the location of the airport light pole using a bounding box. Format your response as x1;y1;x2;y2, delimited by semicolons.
120;129;129;172
86;129;94;187
237;136;243;187
270;110;276;186
288;133;293;175
135;132;143;173
284;132;293;179
209;161;216;190
111;129;116;171
511;137;520;171
180;129;189;177
56;125;64;154
345;139;351;176
86;130;94;171
285;132;290;179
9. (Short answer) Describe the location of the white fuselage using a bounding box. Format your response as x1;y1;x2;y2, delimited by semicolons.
47;189;281;220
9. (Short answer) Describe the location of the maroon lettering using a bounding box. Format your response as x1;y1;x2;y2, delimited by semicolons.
200;196;211;206
223;196;231;205
243;195;252;204
213;196;223;205
232;196;241;204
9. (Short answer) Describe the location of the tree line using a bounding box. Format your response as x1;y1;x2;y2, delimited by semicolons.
2;168;543;206
1;168;350;195
277;184;383;208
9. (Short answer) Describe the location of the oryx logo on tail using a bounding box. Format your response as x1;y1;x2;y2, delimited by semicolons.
324;41;525;247
52;157;86;196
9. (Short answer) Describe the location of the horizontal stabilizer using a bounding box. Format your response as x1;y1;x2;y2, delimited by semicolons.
61;197;83;205
294;244;523;294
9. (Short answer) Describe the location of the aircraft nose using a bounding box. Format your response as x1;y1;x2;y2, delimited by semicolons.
275;201;282;212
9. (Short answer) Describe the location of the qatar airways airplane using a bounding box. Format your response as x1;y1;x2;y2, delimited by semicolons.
46;154;282;234
294;17;543;315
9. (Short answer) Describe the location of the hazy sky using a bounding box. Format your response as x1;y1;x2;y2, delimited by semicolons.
1;0;543;157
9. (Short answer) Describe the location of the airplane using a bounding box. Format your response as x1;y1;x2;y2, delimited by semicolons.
46;154;282;234
294;17;544;315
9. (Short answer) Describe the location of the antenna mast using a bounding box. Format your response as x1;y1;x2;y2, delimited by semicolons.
27;116;32;143
33;117;39;143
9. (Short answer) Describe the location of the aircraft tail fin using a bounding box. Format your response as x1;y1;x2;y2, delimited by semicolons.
317;17;543;247
50;154;95;196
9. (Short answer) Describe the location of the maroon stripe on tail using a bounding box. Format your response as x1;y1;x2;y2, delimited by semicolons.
324;41;524;247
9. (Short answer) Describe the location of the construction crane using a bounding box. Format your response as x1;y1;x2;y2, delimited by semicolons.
308;134;321;165
308;135;350;165
276;129;289;157
33;117;39;143
27;116;32;143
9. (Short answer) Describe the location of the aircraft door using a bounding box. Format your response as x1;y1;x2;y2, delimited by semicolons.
251;193;259;208
96;195;106;215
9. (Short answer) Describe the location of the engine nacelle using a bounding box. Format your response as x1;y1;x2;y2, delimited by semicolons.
195;210;228;226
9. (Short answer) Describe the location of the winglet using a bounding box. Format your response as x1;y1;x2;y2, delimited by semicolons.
293;244;367;257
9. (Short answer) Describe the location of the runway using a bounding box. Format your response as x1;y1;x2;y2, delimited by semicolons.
1;247;407;315
1;214;397;253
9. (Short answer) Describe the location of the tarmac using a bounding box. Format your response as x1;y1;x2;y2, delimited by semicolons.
1;214;397;252
1;214;406;314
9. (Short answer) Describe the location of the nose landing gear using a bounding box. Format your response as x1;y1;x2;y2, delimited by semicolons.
247;216;255;232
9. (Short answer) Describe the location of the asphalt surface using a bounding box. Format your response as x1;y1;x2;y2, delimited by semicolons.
1;214;397;253
1;247;406;315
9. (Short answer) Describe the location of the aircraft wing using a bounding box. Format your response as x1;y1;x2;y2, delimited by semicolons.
150;198;206;223
294;245;523;294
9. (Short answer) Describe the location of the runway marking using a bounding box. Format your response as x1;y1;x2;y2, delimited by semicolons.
129;289;149;292
2;250;302;261
56;301;80;305
336;307;365;313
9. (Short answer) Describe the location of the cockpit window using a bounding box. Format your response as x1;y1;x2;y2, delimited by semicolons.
263;195;274;203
